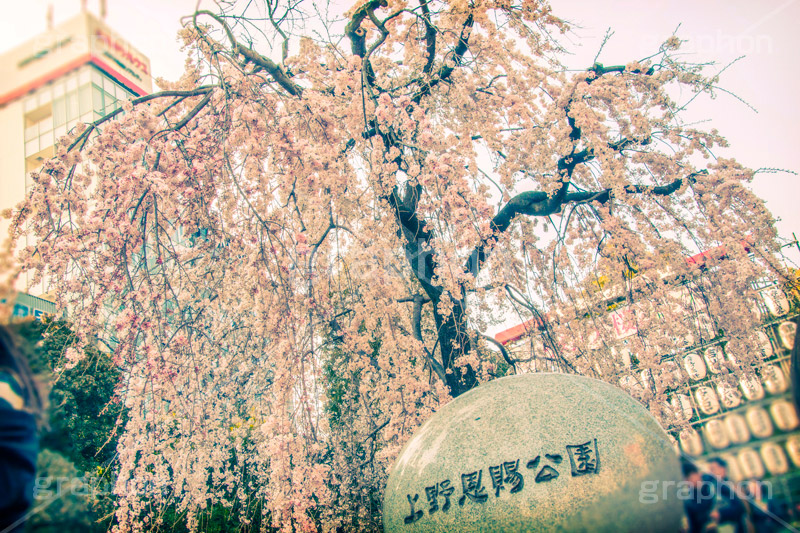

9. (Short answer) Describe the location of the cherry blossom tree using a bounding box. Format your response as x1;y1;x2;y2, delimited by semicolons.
2;0;793;530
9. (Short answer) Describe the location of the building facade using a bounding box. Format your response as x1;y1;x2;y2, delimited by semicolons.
0;9;151;313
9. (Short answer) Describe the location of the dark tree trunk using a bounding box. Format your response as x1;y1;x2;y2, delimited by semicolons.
398;212;478;397
432;297;478;397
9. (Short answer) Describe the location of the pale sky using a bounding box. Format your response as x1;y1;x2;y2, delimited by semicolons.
2;0;798;263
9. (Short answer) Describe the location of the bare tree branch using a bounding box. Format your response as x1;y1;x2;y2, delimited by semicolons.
412;13;474;103
465;170;705;276
480;333;517;374
419;0;437;75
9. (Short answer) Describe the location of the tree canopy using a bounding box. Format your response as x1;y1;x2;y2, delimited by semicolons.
2;0;793;530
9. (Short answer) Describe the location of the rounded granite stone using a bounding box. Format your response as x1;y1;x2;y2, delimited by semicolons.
383;373;682;532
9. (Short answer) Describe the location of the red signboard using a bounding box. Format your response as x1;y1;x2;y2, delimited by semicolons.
94;28;148;75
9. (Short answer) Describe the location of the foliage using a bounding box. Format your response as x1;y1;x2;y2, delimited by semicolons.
26;449;96;533
11;319;122;531
1;0;793;530
12;319;124;473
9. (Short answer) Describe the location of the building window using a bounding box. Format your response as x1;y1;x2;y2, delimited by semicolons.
23;65;137;172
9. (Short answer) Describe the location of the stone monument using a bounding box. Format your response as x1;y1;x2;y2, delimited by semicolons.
383;373;682;532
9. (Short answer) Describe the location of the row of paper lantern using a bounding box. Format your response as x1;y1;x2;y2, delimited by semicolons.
679;400;800;456
664;287;792;344
696;437;800;482
681;321;796;380
618;322;795;395
667;365;790;420
668;285;791;322
623;364;786;404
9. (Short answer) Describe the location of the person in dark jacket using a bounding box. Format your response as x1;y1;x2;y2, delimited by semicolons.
682;460;717;533
707;457;751;533
0;325;42;533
